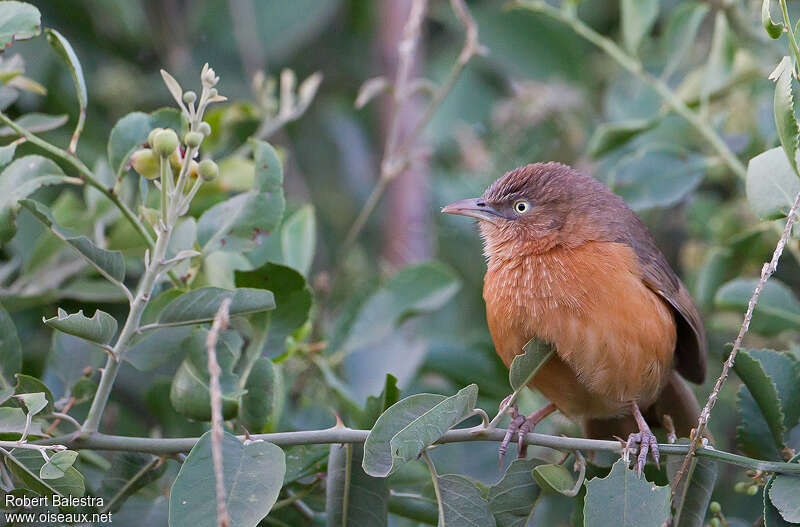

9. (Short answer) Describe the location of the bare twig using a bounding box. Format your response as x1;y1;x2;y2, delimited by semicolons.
341;0;484;253
672;188;800;490
207;298;232;527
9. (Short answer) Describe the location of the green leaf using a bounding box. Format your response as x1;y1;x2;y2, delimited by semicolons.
509;338;554;391
746;147;800;220
251;139;283;191
488;458;541;527
169;431;285;527
532;464;576;495
0;301;21;404
284;444;328;484
0;142;16;168
342;262;461;353
587;119;658;158
0;156;68;247
43;333;105;401
770;57;799;176
662;3;710;77
435;474;496;527
107;109;184;176
362;385;478;477
126;327;194;371
156;287;275;328
326;443;388;527
15;392;46;416
768;456;800;523
734;350;786;449
281;204;316;276
0;407;43;439
667;439;718;527
763;0;785;39
20;198;127;284
14;374;54;416
360;374;400;429
235;263;312;356
583;458;670;527
238;357;278;432
43;308;118;346
197;191;284;253
621;0;659;54
45;28;86;146
765;453;800;527
0;1;40;49
39;450;78;480
170;328;243;421
0;113;68;136
7;448;85;498
605;144;708;211
101;453;166;513
197;139;285;254
715;279;800;335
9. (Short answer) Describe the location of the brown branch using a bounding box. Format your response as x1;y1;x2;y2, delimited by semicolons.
672;188;800;491
340;0;484;254
207;298;232;527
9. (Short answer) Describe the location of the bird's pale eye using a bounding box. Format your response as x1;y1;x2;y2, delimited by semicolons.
513;200;530;214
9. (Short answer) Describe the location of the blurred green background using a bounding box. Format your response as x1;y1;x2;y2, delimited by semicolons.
5;0;800;524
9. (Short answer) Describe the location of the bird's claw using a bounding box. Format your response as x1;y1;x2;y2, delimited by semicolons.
625;429;660;476
498;406;537;466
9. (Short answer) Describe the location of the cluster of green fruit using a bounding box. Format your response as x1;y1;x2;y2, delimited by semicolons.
130;124;218;183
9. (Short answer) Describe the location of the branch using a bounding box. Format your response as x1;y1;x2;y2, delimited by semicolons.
206;298;232;527
0;112;184;288
341;0;485;253
512;0;747;181
39;428;800;475
673;186;800;489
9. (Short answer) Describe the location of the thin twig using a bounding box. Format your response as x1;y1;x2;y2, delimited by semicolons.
512;0;747;181
341;0;484;253
672;188;800;490
207;298;232;527
0;442;66;453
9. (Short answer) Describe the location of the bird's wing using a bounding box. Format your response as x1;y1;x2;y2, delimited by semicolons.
622;216;707;384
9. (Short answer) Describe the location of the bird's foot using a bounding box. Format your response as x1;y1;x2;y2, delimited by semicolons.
624;402;660;476
498;402;556;467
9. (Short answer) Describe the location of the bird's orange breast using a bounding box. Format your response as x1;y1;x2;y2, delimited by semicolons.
484;241;677;419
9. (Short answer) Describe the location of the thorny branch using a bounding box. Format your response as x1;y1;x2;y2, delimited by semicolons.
207;298;232;527
672;187;800;490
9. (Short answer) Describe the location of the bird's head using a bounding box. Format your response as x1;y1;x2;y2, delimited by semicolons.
442;162;619;258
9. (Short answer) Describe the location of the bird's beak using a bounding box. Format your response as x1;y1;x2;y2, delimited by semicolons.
441;198;501;224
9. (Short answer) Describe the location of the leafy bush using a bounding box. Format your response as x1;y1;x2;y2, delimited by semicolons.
1;1;800;526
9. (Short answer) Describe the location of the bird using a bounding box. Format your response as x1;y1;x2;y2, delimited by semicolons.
441;162;706;473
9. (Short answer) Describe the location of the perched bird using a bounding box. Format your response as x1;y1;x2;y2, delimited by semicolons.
442;162;706;473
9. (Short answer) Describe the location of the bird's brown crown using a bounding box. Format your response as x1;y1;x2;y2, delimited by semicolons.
478;162;629;258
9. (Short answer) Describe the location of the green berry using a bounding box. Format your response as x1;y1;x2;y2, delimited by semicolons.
147;127;164;147
153;129;179;157
198;159;218;181
183;90;197;104
709;501;721;514
130;149;159;180
746;485;759;496
209;88;218;98
198;122;212;136
734;482;748;493
184;131;203;148
710;518;720;527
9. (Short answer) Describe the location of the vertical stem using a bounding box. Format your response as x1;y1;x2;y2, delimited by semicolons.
81;224;173;434
780;0;800;69
207;299;232;527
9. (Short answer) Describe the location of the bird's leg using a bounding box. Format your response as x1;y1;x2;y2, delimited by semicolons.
499;402;557;465
625;402;660;476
